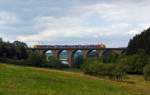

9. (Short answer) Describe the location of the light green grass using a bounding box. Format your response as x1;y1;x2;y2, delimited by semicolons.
0;63;142;95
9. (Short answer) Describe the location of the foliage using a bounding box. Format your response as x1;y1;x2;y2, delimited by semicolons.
0;58;26;66
0;38;69;69
143;64;150;81
127;27;150;55
27;51;47;67
47;57;68;69
103;52;119;63
117;53;149;74
81;58;126;80
0;38;28;60
13;41;28;59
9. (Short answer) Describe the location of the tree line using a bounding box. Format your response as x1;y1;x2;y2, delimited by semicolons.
0;38;28;60
0;38;68;69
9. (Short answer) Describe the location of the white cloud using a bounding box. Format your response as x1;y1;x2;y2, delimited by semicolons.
17;15;111;43
1;0;150;47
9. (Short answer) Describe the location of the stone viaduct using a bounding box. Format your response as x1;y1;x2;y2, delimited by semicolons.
31;45;126;67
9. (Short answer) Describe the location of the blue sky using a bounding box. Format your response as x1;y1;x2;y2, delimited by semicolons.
0;0;150;47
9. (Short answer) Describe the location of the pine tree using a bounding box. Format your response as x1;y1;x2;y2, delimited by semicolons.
127;27;150;55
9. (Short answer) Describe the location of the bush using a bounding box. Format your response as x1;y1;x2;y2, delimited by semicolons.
117;54;149;74
46;57;68;69
81;58;103;75
113;64;126;80
81;61;102;76
0;58;27;66
27;51;47;67
81;59;126;80
143;64;150;81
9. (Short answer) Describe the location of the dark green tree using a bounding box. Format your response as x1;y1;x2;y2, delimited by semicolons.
13;41;28;59
127;27;150;55
27;51;46;67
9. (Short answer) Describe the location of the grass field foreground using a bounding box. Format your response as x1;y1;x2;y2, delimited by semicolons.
0;63;149;95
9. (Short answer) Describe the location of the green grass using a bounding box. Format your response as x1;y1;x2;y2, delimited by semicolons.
0;63;148;95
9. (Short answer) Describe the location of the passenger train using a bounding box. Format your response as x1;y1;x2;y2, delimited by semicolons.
33;44;106;49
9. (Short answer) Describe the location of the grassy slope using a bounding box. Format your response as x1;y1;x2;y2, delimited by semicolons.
0;63;148;95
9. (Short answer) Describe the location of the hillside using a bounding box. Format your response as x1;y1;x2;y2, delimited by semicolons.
0;63;147;95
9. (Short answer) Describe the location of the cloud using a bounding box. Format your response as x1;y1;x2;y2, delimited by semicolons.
0;11;20;25
0;0;150;47
17;16;110;42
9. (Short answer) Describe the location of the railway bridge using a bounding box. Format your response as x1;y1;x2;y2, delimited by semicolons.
31;45;126;67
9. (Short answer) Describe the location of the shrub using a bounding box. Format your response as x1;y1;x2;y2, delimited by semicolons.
0;58;27;66
81;58;103;75
81;59;126;80
143;64;150;81
117;54;149;74
27;51;47;67
113;64;126;80
47;57;68;69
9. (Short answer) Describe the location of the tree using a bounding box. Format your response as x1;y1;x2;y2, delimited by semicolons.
127;27;150;55
13;41;28;59
0;39;28;60
27;51;46;67
0;38;3;57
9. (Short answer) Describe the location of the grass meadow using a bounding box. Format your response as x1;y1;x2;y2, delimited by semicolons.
0;63;149;95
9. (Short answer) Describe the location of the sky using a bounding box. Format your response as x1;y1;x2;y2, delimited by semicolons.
0;0;150;47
